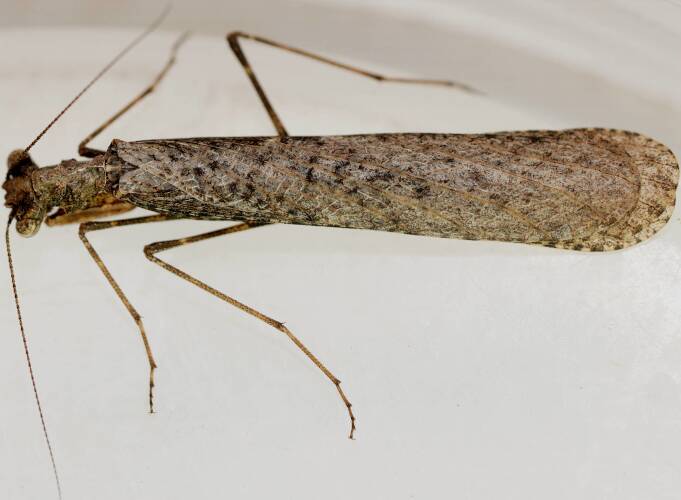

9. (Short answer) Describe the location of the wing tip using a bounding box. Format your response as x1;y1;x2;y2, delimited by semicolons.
549;129;678;252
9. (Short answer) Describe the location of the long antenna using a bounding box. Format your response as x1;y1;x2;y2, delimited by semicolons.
24;5;171;154
5;214;62;500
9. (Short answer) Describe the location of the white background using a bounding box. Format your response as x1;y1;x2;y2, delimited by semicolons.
2;2;681;499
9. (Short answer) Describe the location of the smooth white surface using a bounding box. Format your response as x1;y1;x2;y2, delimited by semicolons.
1;24;681;500
4;0;681;137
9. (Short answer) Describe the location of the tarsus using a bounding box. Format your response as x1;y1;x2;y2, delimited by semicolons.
6;213;62;500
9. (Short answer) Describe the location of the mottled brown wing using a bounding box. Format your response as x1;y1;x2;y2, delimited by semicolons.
105;128;678;251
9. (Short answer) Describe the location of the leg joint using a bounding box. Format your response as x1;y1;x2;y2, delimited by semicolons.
226;31;245;43
143;241;169;259
78;221;95;237
79;220;110;237
143;243;157;260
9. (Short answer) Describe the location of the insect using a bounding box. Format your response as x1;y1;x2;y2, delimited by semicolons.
3;13;679;500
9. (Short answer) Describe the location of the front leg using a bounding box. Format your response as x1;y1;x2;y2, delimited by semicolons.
46;197;135;227
78;214;173;412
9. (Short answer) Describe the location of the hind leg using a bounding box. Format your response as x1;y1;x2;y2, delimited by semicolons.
227;30;480;137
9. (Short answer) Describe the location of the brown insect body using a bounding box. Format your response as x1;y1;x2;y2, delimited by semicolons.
7;128;677;252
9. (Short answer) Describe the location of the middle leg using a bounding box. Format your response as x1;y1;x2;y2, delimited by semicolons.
143;222;357;439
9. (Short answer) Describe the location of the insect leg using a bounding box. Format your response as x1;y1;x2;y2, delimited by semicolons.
46;199;136;227
78;214;174;412
78;33;190;158
143;223;357;439
227;30;480;137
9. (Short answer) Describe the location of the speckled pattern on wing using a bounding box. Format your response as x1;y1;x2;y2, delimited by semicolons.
103;128;678;251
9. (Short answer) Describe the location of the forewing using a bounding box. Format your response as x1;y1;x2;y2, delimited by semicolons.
106;128;678;251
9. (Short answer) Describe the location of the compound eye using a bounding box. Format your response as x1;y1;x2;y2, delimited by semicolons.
6;150;36;181
15;217;41;237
